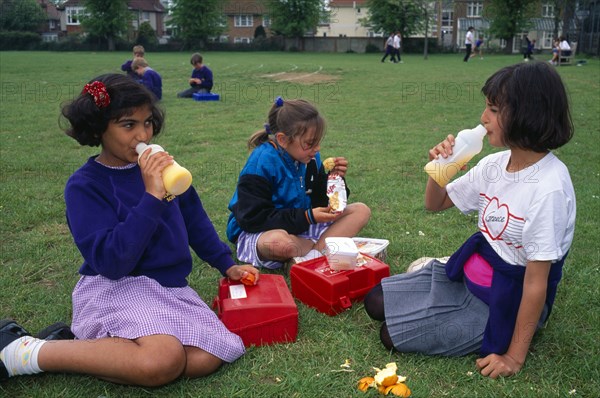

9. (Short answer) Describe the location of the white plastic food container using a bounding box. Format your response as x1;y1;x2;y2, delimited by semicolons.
325;237;359;271
352;237;390;262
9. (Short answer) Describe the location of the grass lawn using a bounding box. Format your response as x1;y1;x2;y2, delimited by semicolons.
0;50;599;397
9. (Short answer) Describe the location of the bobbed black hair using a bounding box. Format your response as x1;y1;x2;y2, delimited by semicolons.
482;61;573;152
61;73;164;147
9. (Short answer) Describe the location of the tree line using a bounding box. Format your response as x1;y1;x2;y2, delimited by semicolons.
1;0;582;53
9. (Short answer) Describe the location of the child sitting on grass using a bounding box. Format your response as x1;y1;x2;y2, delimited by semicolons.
226;96;371;269
131;57;162;100
177;53;213;98
121;45;145;80
365;61;575;379
0;73;258;386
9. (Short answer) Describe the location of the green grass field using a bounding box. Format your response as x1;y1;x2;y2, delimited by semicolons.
0;51;599;397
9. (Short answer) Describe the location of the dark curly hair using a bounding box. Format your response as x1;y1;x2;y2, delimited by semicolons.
482;61;573;152
61;73;164;147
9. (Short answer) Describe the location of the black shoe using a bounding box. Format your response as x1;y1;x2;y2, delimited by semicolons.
36;322;75;341
0;319;31;381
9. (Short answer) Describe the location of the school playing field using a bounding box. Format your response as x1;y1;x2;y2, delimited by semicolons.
0;51;598;397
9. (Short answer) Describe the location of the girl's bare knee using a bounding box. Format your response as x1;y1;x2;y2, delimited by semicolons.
259;230;305;259
349;202;371;224
184;349;224;378
136;344;186;386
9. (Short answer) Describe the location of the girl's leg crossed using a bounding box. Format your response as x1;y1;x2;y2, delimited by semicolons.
315;202;371;251
257;229;314;261
38;334;186;386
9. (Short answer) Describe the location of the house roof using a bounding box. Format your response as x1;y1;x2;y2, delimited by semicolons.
222;0;266;15
458;17;561;32
62;0;83;6
128;0;165;13
329;0;367;6
531;18;559;31
457;18;490;30
62;0;164;13
36;0;61;19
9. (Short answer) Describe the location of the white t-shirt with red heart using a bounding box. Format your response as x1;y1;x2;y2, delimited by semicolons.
447;150;576;266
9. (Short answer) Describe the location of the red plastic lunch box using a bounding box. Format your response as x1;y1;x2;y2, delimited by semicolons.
213;274;298;347
290;254;390;316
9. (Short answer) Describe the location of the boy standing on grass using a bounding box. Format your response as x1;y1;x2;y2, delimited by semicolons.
177;53;213;98
523;36;535;61
463;27;474;62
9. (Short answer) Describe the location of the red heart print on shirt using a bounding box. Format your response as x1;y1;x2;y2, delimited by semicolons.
482;197;510;240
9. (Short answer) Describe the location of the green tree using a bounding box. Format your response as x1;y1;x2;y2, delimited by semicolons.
169;0;225;49
550;0;578;40
0;0;46;32
363;0;425;39
254;25;266;39
266;0;326;39
80;0;130;51
137;21;158;48
484;0;539;53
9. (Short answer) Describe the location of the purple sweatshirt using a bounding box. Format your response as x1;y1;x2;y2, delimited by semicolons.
64;157;235;287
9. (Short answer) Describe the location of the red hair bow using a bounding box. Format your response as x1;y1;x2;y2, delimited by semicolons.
82;81;110;108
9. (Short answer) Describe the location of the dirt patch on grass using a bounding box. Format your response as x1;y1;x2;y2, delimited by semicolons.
262;72;340;84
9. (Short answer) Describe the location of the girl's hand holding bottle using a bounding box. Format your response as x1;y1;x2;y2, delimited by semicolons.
138;147;174;200
428;134;456;161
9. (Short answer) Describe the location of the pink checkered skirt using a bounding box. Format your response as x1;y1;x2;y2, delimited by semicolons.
71;275;245;363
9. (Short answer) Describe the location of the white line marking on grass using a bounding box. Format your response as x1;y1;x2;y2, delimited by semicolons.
275;66;323;82
262;71;287;77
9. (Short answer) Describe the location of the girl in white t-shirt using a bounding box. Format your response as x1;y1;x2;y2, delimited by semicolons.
364;61;575;379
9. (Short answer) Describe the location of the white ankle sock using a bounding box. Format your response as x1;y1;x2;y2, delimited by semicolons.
0;336;46;376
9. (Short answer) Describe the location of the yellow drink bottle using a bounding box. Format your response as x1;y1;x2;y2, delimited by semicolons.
424;124;486;187
136;143;193;196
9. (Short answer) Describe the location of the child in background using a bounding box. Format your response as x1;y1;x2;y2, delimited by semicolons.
227;97;371;269
177;53;213;98
364;62;575;379
463;26;475;62
381;32;396;63
121;45;145;80
131;57;162;100
471;37;484;59
523;36;536;61
0;73;258;386
549;37;564;65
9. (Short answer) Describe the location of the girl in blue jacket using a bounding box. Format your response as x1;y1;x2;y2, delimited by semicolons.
227;97;371;269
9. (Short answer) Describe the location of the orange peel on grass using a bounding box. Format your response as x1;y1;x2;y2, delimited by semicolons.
374;363;399;387
383;383;411;397
357;377;375;392
357;362;411;397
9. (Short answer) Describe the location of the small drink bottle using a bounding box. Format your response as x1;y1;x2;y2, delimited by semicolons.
136;143;193;195
424;124;486;187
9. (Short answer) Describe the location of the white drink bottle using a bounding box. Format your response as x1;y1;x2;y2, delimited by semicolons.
136;143;192;196
424;124;486;187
